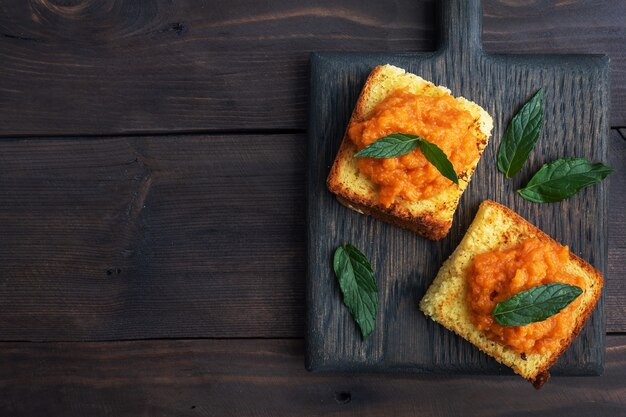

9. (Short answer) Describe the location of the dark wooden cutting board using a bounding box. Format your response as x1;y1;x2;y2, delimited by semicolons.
306;0;608;375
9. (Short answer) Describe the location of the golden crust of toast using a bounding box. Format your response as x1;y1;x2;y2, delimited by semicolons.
327;64;493;240
419;200;604;388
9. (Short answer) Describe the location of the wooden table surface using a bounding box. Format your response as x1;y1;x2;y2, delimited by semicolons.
0;1;624;415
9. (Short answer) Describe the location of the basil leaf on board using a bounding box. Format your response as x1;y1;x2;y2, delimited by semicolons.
333;244;378;339
497;89;544;178
518;158;614;203
354;133;459;185
354;133;421;158
417;140;459;185
493;283;583;326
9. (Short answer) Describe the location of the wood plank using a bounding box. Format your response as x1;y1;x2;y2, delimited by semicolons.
0;134;305;340
607;130;626;332
0;131;623;341
1;0;625;136
306;0;609;373
0;337;625;416
0;0;435;136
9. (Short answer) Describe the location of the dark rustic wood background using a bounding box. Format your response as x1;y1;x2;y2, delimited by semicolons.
0;0;624;415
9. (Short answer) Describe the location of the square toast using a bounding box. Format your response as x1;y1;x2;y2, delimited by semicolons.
327;64;493;240
419;200;603;388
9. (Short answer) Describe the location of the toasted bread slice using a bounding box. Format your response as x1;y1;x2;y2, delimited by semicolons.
327;64;493;240
419;200;603;388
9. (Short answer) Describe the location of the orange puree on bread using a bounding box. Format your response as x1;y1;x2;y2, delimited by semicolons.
467;238;585;355
348;89;481;207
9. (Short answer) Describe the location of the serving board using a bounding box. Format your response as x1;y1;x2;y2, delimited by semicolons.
306;0;608;375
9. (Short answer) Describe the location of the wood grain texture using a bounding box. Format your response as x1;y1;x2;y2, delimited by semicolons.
0;0;436;136
482;0;626;127
607;130;626;333
1;0;625;136
307;0;609;373
1;337;625;417
0;134;305;340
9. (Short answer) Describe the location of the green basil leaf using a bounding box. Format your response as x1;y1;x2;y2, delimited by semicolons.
497;89;544;178
354;133;421;158
333;244;378;339
417;140;459;185
518;158;614;203
354;133;459;185
493;283;583;326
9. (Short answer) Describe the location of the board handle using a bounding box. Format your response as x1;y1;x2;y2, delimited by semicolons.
437;0;482;53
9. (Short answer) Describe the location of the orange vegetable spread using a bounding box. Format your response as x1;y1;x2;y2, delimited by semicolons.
348;89;481;207
467;238;585;355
